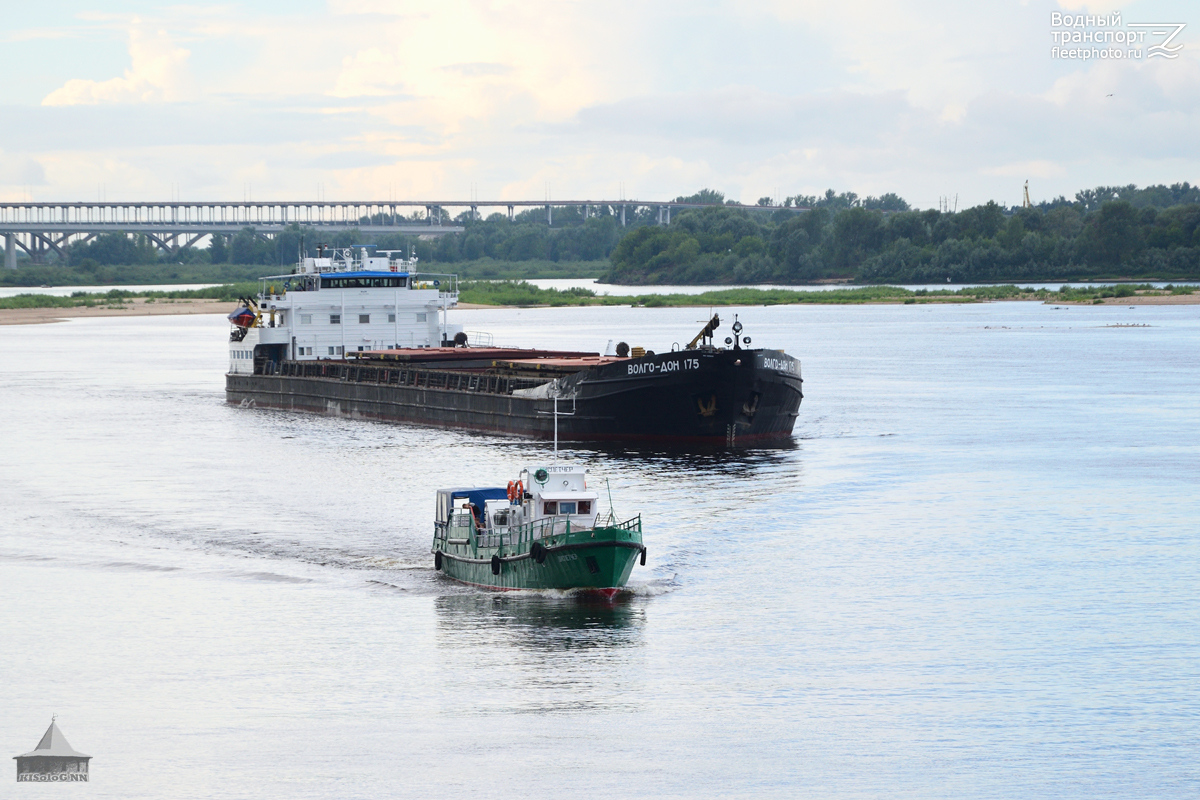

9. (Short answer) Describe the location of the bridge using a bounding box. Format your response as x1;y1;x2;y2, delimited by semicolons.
0;198;800;268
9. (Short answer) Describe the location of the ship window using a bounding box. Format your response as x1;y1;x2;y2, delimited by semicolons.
359;314;370;324
328;346;336;355
416;313;427;322
558;501;577;515
578;501;591;515
542;501;557;515
330;314;341;325
301;314;312;325
357;346;364;351
388;314;396;322
337;346;344;355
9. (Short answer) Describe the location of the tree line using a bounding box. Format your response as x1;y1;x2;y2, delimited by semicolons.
33;182;1200;286
604;184;1200;284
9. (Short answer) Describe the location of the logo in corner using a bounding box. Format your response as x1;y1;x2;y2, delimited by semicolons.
13;717;91;783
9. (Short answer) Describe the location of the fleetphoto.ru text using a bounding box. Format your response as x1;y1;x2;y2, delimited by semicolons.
1050;12;1186;61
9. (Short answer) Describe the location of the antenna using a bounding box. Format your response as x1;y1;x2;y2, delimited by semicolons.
606;477;617;523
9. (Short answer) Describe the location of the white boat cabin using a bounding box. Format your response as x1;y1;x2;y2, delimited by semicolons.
228;246;463;374
436;465;602;542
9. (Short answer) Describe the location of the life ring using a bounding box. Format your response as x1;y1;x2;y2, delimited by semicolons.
508;480;524;502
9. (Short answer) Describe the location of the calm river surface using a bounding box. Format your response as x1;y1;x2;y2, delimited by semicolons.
2;301;1198;799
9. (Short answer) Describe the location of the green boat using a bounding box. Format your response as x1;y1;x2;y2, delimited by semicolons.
432;465;645;597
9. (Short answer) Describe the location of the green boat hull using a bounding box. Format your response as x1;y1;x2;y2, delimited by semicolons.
433;518;645;593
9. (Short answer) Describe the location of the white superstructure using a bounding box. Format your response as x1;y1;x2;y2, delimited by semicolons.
228;247;462;374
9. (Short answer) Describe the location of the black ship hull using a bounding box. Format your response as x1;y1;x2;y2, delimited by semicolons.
226;348;802;446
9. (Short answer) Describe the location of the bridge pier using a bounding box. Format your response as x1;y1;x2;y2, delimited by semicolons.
621;205;626;227
5;233;14;270
546;204;552;226
507;205;514;222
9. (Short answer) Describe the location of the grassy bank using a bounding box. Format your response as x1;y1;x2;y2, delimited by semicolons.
3;281;1193;312
0;259;608;288
0;283;259;310
454;281;1196;307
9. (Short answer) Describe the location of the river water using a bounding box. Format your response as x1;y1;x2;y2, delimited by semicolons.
2;301;1198;798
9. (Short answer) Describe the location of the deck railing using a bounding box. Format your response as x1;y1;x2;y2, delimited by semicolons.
435;512;641;550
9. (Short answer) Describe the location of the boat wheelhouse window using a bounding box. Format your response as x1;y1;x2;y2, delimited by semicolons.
330;314;341;325
388;314;396;323
543;501;557;515
416;313;427;322
319;276;409;289
328;346;335;355
359;314;370;324
578;501;591;515
357;346;364;351
301;314;312;325
558;501;577;515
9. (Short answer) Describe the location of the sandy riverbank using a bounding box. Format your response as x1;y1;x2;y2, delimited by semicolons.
0;298;232;325
2;294;1196;325
0;299;502;325
1057;294;1200;305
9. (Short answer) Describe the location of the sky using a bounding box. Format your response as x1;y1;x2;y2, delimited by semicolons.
0;0;1196;209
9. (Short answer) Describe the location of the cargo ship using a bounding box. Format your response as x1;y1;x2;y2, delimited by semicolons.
225;247;804;446
433;464;645;595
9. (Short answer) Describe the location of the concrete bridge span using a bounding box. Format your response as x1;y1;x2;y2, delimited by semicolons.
1;198;799;267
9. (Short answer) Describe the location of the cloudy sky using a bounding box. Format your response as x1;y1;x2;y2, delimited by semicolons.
0;0;1196;208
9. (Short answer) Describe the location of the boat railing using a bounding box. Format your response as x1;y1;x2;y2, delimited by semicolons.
595;511;642;532
411;273;458;296
438;512;640;550
478;516;570;548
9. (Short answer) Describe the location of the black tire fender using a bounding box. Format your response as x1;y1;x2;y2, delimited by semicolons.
434;550;442;571
491;554;502;575
640;547;647;567
530;541;546;564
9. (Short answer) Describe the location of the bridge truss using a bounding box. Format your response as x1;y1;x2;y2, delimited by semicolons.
1;199;799;267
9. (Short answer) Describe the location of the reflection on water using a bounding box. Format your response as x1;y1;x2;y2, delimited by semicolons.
435;592;646;652
433;593;648;716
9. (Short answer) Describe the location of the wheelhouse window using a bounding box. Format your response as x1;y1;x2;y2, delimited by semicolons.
578;501;591;515
300;314;312;325
388;314;396;323
330;314;341;325
359;314;370;324
542;501;557;515
320;276;409;289
558;501;577;515
416;313;427;322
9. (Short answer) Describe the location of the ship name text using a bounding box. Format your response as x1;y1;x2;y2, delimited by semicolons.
627;358;700;376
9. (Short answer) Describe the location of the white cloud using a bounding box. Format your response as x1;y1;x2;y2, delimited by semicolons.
0;0;1195;205
42;21;191;106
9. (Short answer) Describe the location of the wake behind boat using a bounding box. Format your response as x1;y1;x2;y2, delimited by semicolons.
225;246;804;446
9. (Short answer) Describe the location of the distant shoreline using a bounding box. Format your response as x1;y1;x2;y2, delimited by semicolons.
2;293;1197;326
